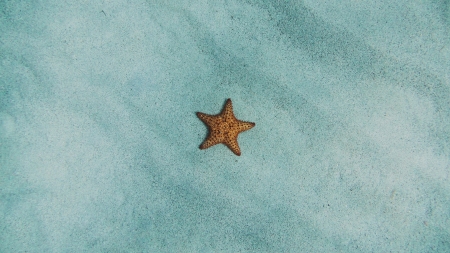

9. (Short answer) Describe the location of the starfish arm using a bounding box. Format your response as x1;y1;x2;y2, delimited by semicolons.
224;134;241;156
196;112;217;125
199;133;222;149
236;120;255;132
222;99;235;119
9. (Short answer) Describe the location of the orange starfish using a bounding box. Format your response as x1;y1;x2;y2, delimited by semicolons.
197;99;255;156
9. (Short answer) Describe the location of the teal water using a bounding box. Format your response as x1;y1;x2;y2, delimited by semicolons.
1;0;449;252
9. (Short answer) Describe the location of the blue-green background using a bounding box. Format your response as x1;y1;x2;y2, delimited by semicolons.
1;0;450;252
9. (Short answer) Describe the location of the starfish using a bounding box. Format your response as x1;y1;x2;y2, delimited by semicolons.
197;99;255;156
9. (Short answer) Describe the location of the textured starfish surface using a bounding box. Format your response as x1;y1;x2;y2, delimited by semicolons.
197;99;255;156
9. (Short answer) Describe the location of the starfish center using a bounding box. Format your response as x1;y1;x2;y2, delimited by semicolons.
219;120;231;130
216;121;232;136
